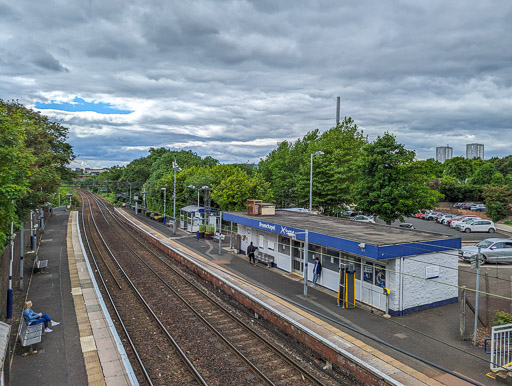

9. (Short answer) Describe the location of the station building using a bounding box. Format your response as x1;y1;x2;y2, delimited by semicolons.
223;206;461;316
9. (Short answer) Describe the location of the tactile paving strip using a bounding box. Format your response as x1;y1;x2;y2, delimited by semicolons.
67;214;106;386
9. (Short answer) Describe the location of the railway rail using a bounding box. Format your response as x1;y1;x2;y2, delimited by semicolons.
79;190;338;385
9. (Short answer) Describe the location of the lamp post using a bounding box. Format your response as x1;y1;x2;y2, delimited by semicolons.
161;187;167;225
188;185;200;207
309;151;324;214
202;185;210;225
172;157;180;235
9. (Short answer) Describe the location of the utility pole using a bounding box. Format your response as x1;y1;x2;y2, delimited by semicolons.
173;156;178;235
473;247;482;346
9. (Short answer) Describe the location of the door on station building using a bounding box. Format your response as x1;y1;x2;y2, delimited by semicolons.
292;240;304;274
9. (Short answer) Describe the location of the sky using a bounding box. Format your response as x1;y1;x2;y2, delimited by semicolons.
1;1;512;169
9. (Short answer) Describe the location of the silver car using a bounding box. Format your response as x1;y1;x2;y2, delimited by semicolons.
459;238;512;263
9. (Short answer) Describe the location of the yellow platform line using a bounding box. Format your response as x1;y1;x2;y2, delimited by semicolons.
67;213;106;386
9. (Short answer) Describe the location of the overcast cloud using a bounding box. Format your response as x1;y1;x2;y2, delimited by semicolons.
1;0;511;168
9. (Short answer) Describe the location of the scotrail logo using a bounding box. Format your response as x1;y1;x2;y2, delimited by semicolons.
258;221;276;231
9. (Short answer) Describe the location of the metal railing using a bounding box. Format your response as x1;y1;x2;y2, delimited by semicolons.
491;323;512;371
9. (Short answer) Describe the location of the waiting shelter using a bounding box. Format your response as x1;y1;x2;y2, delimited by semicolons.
179;205;218;232
223;209;461;316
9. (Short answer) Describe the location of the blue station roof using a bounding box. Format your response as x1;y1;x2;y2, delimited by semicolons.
224;211;460;261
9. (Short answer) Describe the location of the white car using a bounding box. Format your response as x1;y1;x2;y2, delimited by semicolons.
350;215;375;223
439;214;455;224
459;219;496;233
450;216;480;228
455;217;480;231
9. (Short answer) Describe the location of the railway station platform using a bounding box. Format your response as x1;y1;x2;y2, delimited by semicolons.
7;207;488;385
10;211;135;385
117;209;487;385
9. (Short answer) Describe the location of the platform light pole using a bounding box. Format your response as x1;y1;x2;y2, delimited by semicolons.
188;185;201;208
161;187;167;225
309;151;324;214
202;185;210;225
7;219;15;318
172;157;180;235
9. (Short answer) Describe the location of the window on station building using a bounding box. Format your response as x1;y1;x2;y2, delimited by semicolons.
309;243;321;263
278;235;291;255
322;247;340;271
363;262;374;283
375;264;386;287
344;254;361;280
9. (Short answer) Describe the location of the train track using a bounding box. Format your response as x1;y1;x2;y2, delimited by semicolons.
79;191;333;385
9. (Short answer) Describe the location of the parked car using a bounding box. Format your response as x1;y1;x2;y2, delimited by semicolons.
399;223;414;229
450;214;480;228
448;215;480;227
424;211;442;221
470;204;486;212
459;219;496;233
454;217;480;231
416;210;431;218
439;214;455;224
350;215;375;223
453;202;464;208
461;202;476;210
459;238;512;263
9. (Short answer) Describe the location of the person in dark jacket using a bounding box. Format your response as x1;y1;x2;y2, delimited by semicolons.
247;242;258;266
23;301;60;333
312;257;322;287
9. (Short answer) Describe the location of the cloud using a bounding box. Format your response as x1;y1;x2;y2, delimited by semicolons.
0;0;511;170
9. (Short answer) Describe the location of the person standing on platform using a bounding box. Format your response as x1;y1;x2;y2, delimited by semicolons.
23;301;60;333
312;257;322;287
247;242;258;266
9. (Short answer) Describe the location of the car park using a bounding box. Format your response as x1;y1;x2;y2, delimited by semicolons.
459;238;512;263
459;219;496;233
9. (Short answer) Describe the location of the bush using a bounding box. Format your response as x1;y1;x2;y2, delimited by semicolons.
206;225;215;234
493;311;512;326
504;220;512;226
199;224;206;232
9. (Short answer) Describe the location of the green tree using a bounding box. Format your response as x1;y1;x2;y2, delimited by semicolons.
0;104;34;247
415;158;444;179
444;156;476;182
491;172;506;186
353;133;441;224
469;162;497;185
258;117;366;213
482;186;512;222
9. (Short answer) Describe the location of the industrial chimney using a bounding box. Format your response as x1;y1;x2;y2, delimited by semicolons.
336;96;340;125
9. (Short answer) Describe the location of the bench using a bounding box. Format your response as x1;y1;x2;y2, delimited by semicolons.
212;233;225;241
35;255;48;273
256;252;274;267
19;319;43;355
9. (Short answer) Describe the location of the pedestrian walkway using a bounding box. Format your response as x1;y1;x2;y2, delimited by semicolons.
11;211;135;385
119;209;484;385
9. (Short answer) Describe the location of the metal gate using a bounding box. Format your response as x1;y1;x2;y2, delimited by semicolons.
491;323;512;371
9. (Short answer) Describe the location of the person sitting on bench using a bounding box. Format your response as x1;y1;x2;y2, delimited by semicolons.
23;301;60;333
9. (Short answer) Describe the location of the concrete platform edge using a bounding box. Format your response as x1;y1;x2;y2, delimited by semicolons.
73;212;139;386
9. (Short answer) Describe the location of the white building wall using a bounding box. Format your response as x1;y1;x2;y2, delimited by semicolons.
401;252;458;311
